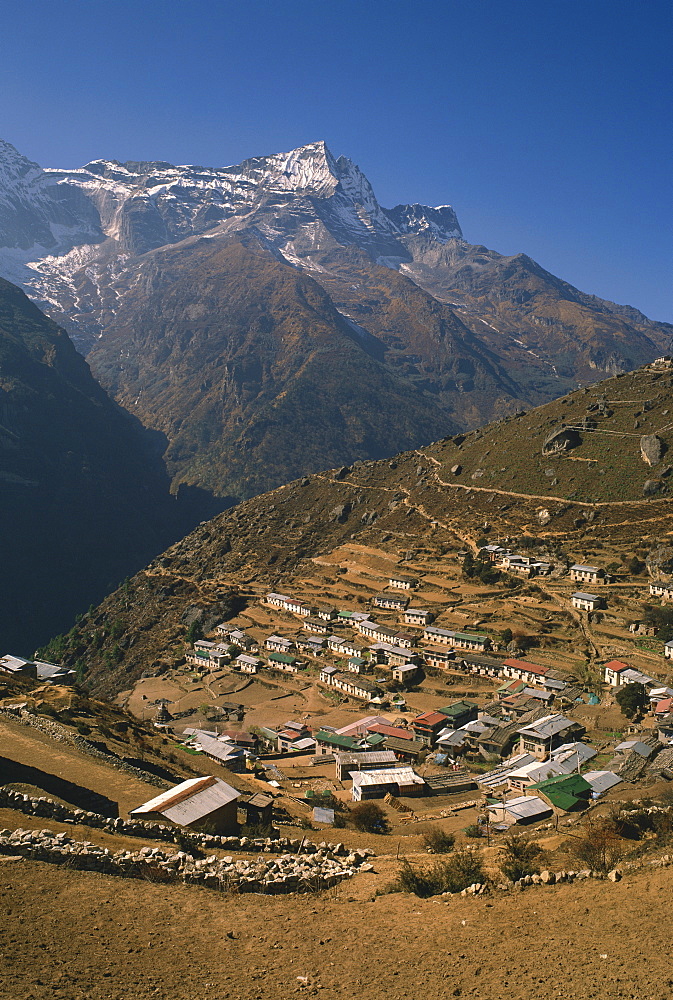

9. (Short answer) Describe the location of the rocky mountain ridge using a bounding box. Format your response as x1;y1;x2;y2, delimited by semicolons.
0;277;208;653
0;137;670;502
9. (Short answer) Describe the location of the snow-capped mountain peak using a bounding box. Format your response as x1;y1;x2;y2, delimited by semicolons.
0;136;467;346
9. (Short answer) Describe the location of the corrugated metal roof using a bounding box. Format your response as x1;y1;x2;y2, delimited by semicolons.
517;714;575;740
583;770;623;794
614;740;654;757
163;779;240;824
131;776;239;824
353;767;424;787
489;795;551;819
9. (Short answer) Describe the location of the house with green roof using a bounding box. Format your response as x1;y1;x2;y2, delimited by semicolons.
438;700;479;728
268;651;304;674
528;773;592;812
314;730;360;754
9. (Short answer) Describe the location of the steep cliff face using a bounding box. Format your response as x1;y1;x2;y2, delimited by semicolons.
0;278;187;653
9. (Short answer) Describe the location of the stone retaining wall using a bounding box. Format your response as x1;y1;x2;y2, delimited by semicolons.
454;855;672;899
0;708;169;789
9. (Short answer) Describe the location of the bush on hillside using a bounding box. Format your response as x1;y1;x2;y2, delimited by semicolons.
422;828;455;853
566;821;627;873
499;834;543;881
394;848;486;897
350;801;389;833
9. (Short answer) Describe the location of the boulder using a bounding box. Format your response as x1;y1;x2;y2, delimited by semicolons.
641;434;666;466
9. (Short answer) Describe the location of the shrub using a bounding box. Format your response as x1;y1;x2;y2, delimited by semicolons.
615;682;648;719
566;821;627;873
442;847;487;891
350;801;389;833
499;834;543;881
395;848;486;897
423;828;455;853
463;823;483;839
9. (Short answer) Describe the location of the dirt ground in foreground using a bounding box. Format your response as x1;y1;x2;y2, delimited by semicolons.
1;858;672;1000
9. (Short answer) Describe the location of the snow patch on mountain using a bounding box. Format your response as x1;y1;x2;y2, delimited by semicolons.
384;203;462;242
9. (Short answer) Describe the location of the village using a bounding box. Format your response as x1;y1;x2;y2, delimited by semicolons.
6;536;671;848
2;530;673;900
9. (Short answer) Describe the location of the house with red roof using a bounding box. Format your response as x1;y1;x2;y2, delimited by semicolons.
502;658;549;684
604;659;631;686
411;710;448;746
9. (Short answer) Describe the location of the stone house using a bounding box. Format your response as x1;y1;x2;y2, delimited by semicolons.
391;662;419;683
388;573;418;590
516;714;586;759
403;608;434;626
372;592;409;612
570;564;606;585
131;776;240;834
571;591;604;612
501;658;549;684
268;652;304;673
422;626;490;652
265;635;295;653
234;654;260;674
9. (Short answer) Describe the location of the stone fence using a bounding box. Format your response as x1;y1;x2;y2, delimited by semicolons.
0;708;169;789
0;827;372;894
455;855;672;899
0;787;360;858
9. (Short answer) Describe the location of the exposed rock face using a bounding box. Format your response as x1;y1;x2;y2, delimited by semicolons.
646;544;673;578
640;434;666;466
542;426;582;455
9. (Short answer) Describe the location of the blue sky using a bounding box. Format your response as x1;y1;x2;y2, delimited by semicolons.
1;0;671;320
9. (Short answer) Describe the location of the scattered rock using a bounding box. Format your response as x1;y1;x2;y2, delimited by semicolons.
451;464;462;475
542;427;582;455
329;503;352;523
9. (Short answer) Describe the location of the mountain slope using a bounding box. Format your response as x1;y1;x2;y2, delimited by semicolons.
0;278;191;653
86;233;535;498
51;360;673;695
0;137;670;501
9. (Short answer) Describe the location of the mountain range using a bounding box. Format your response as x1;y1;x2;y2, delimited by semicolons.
1;137;670;502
